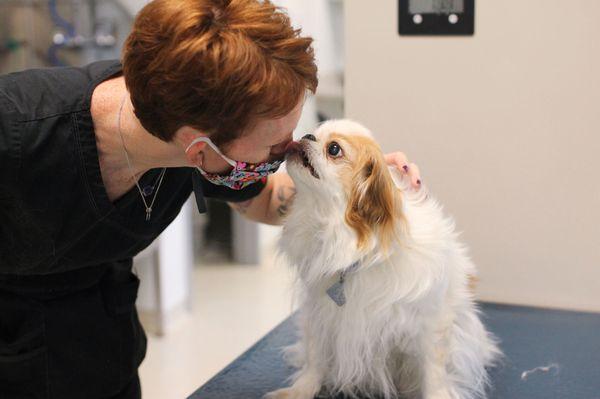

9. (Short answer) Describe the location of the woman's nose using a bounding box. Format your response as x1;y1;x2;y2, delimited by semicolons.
302;134;316;142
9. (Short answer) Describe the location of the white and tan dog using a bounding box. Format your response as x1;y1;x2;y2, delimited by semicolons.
266;120;500;399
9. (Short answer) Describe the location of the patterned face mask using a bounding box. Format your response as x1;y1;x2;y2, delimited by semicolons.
185;136;284;190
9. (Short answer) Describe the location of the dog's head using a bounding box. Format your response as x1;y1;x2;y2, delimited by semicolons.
286;120;404;251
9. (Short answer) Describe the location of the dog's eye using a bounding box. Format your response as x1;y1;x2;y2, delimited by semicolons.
327;142;342;158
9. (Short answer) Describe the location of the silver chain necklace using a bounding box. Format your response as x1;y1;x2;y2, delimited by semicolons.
117;95;167;221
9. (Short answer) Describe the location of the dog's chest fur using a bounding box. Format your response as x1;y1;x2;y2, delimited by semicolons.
278;183;472;393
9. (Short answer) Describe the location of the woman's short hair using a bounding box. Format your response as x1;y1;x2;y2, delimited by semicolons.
122;0;318;146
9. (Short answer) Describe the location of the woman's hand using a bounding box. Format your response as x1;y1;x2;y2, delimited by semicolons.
384;152;422;189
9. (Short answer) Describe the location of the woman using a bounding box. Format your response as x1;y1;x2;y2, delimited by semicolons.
0;0;421;398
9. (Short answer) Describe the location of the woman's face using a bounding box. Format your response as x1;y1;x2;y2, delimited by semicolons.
200;100;304;173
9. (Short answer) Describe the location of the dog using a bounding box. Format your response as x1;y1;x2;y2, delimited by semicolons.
265;120;500;399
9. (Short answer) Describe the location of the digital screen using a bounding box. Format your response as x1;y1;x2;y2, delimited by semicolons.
409;0;464;14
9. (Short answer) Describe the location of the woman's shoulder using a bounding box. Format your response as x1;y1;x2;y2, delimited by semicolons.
0;60;121;120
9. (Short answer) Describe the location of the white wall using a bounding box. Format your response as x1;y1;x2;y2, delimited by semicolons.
345;1;600;312
118;0;149;17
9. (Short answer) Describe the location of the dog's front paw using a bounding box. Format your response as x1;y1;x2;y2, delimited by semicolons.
263;387;314;399
282;342;306;369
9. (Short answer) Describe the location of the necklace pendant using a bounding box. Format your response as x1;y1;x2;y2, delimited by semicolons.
142;185;154;196
118;95;167;223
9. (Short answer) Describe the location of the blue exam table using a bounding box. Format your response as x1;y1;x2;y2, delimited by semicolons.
189;303;600;399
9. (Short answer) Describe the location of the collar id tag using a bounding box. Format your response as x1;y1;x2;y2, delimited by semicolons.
326;261;360;307
326;279;346;307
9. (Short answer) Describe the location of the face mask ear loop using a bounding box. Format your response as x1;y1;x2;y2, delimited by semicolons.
186;136;237;168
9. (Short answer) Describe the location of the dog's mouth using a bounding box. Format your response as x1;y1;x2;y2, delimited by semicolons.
286;142;320;179
300;149;319;179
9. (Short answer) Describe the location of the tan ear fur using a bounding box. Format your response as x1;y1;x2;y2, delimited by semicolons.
344;137;404;251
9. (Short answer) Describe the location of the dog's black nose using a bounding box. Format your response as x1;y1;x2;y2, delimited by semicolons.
302;134;317;142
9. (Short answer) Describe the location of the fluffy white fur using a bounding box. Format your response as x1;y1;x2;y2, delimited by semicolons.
265;120;500;399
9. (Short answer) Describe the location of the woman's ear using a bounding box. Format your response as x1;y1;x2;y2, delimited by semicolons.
184;135;209;167
345;148;401;251
184;140;207;167
173;126;209;167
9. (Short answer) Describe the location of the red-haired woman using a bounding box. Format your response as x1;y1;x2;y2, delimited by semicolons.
0;1;421;397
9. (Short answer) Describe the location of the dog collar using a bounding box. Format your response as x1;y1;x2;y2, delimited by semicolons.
326;261;360;306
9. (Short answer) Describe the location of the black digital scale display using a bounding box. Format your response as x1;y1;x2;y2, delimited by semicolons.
398;0;475;36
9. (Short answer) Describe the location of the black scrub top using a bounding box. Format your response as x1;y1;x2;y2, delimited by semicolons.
0;59;266;279
0;60;267;398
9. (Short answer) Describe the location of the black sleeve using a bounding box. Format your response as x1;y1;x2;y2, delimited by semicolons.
0;86;18;189
0;87;54;273
0;67;96;274
191;169;267;203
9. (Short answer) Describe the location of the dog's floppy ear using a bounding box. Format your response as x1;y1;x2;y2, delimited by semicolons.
345;146;401;251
